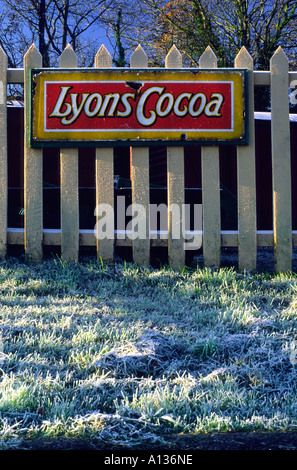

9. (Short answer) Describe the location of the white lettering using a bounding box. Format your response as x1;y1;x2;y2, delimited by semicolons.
84;93;102;117
49;86;72;118
156;92;174;117
136;86;164;126
94;198;202;248
204;92;224;116
174;92;192;117
61;92;89;124
48;85;225;127
94;203;114;240
104;455;139;467
126;203;147;240
188;93;207;117
117;92;135;117
98;93;121;117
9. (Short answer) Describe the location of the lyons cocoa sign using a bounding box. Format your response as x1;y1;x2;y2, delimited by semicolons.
29;68;248;147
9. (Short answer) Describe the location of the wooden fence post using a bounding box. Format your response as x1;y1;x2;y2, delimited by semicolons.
24;44;43;261
200;47;221;268
0;46;7;258
94;45;114;262
166;45;185;270
270;47;292;273
235;47;257;272
59;44;79;262
130;45;150;265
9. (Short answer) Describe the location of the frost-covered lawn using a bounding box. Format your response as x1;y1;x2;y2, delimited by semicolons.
0;256;297;449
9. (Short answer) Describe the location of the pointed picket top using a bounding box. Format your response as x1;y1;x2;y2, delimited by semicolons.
95;44;112;68
60;43;77;68
24;43;42;67
165;45;182;69
130;44;148;68
270;46;288;71
199;46;217;68
235;46;253;69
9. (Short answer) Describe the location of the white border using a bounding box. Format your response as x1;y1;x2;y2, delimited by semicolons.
43;80;234;133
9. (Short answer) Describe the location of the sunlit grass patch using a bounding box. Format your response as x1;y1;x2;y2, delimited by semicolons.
1;257;297;448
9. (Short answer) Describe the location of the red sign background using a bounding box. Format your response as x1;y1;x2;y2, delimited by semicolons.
45;81;232;131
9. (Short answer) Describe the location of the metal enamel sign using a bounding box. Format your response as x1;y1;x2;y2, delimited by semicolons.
30;68;248;147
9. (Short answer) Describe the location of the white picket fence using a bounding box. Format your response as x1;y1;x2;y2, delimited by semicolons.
0;43;296;272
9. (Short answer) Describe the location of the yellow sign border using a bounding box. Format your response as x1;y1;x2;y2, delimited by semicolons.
31;68;248;146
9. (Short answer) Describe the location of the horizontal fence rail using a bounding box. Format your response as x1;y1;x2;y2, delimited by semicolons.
0;43;296;272
6;68;297;87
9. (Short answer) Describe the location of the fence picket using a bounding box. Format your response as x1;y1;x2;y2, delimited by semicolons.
235;47;257;271
199;47;221;268
130;45;150;265
94;45;114;262
59;45;79;262
0;46;7;258
3;43;296;273
166;45;185;270
24;44;43;261
270;47;292;273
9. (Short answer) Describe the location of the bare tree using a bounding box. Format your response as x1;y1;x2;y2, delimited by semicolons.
1;0;115;65
0;6;34;67
105;0;297;69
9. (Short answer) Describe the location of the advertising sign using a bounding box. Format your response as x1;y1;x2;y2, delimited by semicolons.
30;68;248;147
